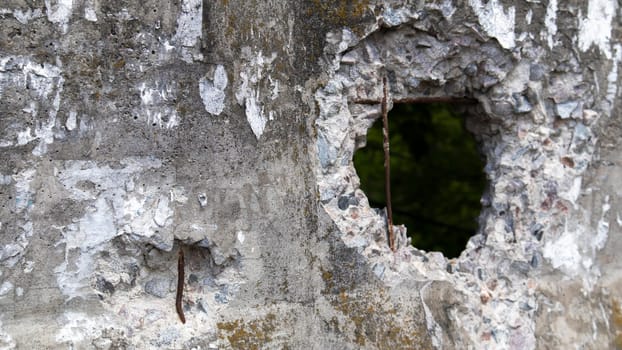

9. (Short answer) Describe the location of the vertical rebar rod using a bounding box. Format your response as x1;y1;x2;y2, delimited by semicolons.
381;77;395;252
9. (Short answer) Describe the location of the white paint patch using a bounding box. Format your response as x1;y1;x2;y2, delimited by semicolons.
237;231;245;244
605;44;621;111
173;0;202;47
468;0;515;49
0;281;13;297
16;128;35;146
13;169;35;213
66;110;77;131
544;0;558;48
235;50;278;140
0;175;10;185
562;176;582;208
593;196;610;251
66;197;116;250
245;93;267;139
171;187;188;204
54;157;173;299
23;261;34;273
578;0;616;59
543;225;582;276
4;8;44;24
199;65;228;115
55;312;107;345
32;82;63;156
84;0;97;21
0;56;64;155
137;82;179;128
525;9;532;25
44;0;73;33
57;158;162;200
0;319;16;349
441;0;456;19
2;170;35;267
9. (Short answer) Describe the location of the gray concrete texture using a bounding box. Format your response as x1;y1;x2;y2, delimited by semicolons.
0;0;621;348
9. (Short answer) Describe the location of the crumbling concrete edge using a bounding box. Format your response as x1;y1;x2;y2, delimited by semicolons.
313;2;618;348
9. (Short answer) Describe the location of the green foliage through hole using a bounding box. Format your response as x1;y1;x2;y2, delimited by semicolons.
353;103;486;258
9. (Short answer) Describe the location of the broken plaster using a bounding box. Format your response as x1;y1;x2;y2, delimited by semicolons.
235;50;279;140
314;2;613;347
0;56;64;155
578;0;617;59
199;65;228;116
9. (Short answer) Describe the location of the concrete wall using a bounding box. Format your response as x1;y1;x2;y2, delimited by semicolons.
0;0;621;348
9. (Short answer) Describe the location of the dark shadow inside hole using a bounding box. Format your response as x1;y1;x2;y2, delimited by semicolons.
353;103;486;258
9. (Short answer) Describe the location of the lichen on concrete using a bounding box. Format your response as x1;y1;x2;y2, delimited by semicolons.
315;1;622;348
0;0;621;348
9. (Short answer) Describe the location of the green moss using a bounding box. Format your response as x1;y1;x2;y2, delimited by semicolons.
613;299;622;348
217;313;277;350
306;0;371;29
331;289;431;349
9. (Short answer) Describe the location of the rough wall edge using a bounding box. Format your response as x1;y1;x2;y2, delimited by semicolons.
313;1;619;348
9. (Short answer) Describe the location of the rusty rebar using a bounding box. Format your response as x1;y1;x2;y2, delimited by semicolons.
176;249;186;324
381;77;395;252
354;96;477;105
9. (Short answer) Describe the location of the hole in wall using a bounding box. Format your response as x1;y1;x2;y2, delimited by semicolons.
353;103;486;258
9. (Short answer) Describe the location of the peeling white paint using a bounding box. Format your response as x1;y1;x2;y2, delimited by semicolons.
235;50;278;140
525;9;532;25
0;8;44;24
84;0;97;22
199;65;228;115
16;128;35;146
468;0;515;49
13;169;35;213
543;224;582;276
44;0;73;33
171;187;188;204
0;319;16;349
0;281;13;297
605;44;621;110
441;0;456;19
32;83;63;156
544;0;558;48
0;175;10;185
137;82;179;128
0;56;64;154
562;177;582;208
67;197;117;250
173;0;202;47
1;170;36;268
54;158;174;299
578;0;616;59
23;261;34;274
244;94;267;139
66;110;77;131
55;312;107;345
237;231;245;244
593;196;610;251
268;76;280;100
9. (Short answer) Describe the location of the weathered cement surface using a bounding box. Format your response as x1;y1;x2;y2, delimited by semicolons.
0;0;621;349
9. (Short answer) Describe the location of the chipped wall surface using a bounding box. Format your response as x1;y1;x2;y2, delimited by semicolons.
0;0;621;349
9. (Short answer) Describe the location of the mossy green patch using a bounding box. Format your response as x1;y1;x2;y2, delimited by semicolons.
612;299;622;348
217;313;277;349
331;288;431;349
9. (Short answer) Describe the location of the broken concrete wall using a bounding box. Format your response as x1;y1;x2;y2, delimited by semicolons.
0;0;621;348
